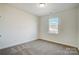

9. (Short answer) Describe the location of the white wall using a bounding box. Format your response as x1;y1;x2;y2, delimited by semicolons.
39;8;78;47
77;7;79;49
0;4;38;49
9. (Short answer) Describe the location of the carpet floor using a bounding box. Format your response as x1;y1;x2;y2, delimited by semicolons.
0;39;79;55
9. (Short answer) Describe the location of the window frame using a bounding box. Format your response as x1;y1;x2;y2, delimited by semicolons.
48;16;59;34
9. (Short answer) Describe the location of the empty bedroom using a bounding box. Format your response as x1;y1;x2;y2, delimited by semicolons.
0;3;79;55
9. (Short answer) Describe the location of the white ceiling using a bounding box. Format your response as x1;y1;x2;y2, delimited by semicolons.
8;3;79;16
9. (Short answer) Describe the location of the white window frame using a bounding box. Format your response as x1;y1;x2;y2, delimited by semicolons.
48;16;59;34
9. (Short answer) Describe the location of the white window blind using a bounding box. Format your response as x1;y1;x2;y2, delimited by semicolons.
48;16;59;34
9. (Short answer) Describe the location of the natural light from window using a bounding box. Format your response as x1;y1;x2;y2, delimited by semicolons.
48;16;59;34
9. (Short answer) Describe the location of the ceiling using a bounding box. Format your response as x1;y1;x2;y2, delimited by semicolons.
8;3;79;16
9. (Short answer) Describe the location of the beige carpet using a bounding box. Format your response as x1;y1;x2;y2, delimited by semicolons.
0;39;79;55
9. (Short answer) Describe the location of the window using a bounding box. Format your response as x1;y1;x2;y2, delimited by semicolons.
48;16;59;34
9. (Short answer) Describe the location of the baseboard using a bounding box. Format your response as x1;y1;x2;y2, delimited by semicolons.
38;39;78;48
0;39;38;50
